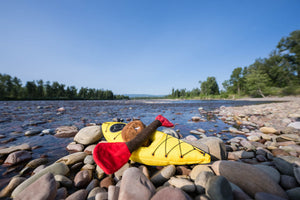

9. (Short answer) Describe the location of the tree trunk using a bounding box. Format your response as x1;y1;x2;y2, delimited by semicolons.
258;88;265;98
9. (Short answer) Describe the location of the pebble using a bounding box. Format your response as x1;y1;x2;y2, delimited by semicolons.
54;174;73;188
190;165;214;180
211;161;288;199
168;177;196;193
255;192;287;200
198;137;227;160
56;152;87;165
55;187;68;199
84;155;95;165
87;187;106;200
84;144;97;154
151;165;176;186
95;192;109;200
100;176;115;189
74;170;92;188
55;125;78;138
0;176;26;198
65;189;88;200
259;127;278;134
74;125;103;145
0;143;31;155
119;167;156;200
24;127;43;136
253;164;281;183
66;143;84;152
86;179;100;192
151;187;192;200
206;175;233;200
273;157;294;176
108;185;120;200
4;150;32;166
280;175;299;189
286;187;300;200
14;173;57;200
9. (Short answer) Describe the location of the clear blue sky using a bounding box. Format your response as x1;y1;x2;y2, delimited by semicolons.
1;0;300;95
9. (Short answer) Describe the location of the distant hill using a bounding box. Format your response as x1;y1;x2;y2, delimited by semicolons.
124;94;166;98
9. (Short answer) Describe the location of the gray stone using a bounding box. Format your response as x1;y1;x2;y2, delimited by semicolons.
84;144;97;155
87;187;106;200
12;162;69;197
14;173;57;200
280;175;299;190
55;187;68;200
168;177;196;193
74;170;92;188
114;162;130;181
229;182;252;200
273;157;294;176
288;122;300;129
4;150;32;165
55;126;78;138
195;171;215;188
86;179;100;193
119;167;156;200
108;185;119;200
74;126;103;145
190;165;214;180
151;187;192;200
0;176;26;198
84;155;95;165
66;189;88;200
294;164;300;185
56;152;87;165
96;165;105;179
199;137;227;160
54;175;73;188
229;150;255;159
162;128;181;138
66;143;84;152
255;192;287;200
95;192;108;200
211;161;287;199
182;140;209;153
286;187;300;200
206;176;233;200
24;127;43;136
254;164;281;183
151;165;176;186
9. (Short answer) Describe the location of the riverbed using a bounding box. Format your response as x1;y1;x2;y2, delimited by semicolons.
0;99;272;182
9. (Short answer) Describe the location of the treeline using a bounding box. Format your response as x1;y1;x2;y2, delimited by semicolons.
169;30;300;98
0;75;129;100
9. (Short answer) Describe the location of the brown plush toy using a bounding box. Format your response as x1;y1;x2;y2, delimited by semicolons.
121;120;150;146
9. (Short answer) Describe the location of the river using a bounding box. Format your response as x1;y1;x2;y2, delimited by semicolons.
0;99;272;181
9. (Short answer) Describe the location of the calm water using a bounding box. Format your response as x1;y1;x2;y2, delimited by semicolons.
0;99;271;181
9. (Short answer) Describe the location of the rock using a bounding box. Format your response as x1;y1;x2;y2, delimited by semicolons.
74;170;92;188
176;166;191;176
32;164;46;175
57;107;66;112
281;126;300;135
198;137;227;160
255;192;287;200
211;161;287;199
151;187;192;200
56;152;87;165
151;165;176;186
294;164;300;185
278;134;300;142
20;157;48;175
114;162;130;181
55;187;68;200
42;129;55;135
86;179;100;192
256;154;268;162
195;171;215;188
286;187;300;200
247;135;261;142
240;140;256;150
184;135;198;141
280;175;299;189
84;155;95;165
192;116;202;122
54;175;73;188
108;185;120;200
14;173;57;200
0;143;31;155
168;177;196;193
4;150;31;165
119;167;156;200
84;144;97;154
139;165;150;179
74;126;103;145
0;176;26;198
228;151;255;159
229;182;252;200
100;176;115;189
95;192;108;200
65;189;88;200
24;127;43;136
190;165;214;180
162;128;181;138
260;127;278;134
288;122;300;129
66;143;84;152
12;162;69;197
88;187;106;200
206;176;233;200
273;157;294;176
254;165;281;183
272;149;290;157
55;126;78;138
96;165;105;179
228;127;244;134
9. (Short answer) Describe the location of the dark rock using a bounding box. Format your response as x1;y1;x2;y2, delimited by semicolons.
286;187;300;200
4;150;31;166
206;176;233;200
255;192;287;200
74;170;92;188
65;189;88;200
151;187;192;200
100;176;115;189
280;175;299;190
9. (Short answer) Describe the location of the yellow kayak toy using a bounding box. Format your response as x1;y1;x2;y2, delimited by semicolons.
101;122;211;166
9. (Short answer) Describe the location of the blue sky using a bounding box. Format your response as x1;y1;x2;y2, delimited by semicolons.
1;0;300;95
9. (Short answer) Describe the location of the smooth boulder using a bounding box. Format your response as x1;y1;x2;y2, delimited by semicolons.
74;126;103;145
211;161;287;199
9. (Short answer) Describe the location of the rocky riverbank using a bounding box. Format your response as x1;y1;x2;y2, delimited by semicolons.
0;98;300;200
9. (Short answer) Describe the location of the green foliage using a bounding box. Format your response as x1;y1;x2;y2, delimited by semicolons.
0;73;129;100
200;77;220;95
